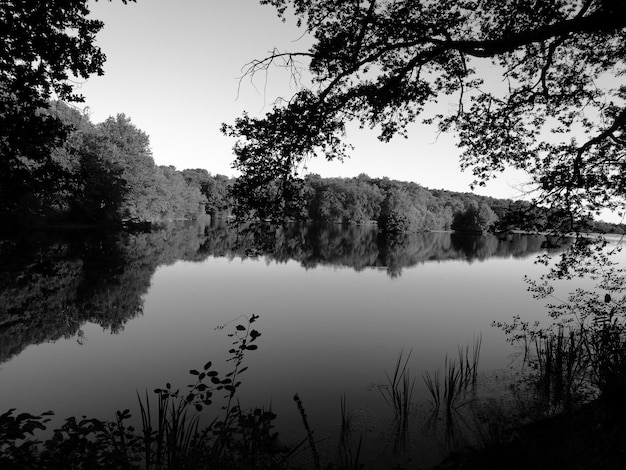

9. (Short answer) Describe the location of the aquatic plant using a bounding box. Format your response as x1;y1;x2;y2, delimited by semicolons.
423;368;441;411
495;237;626;411
337;434;363;470
423;335;482;417
380;349;415;429
339;393;352;441
294;393;321;470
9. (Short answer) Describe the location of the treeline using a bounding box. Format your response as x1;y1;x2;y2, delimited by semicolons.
274;175;623;234
4;102;234;227
302;174;500;233
8;102;624;234
273;174;626;234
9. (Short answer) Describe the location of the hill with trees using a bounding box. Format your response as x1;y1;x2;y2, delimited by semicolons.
7;101;623;235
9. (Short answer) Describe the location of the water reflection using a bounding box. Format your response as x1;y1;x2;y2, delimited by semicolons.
0;221;562;364
202;222;565;277
0;224;207;363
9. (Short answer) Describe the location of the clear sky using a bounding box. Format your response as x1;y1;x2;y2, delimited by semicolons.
78;0;529;200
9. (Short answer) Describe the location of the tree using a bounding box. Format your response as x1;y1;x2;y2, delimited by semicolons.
451;202;498;233
379;187;424;233
155;166;206;220
71;133;128;223
0;0;135;216
96;114;159;221
223;1;626;226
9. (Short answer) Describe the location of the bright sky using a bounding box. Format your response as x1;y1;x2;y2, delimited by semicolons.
78;0;530;200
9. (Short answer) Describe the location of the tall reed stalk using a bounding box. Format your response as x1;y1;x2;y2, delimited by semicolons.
423;335;482;418
380;349;415;428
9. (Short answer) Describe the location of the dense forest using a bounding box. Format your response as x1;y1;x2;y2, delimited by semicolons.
7;102;623;235
297;175;625;233
5;101;214;225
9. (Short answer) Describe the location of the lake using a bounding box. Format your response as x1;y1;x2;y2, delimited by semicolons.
0;220;604;467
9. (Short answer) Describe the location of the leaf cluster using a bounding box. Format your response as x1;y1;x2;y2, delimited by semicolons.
228;0;626;226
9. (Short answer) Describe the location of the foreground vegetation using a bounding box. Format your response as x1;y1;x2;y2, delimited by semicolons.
0;315;284;470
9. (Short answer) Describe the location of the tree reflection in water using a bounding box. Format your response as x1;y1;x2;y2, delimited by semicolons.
0;220;566;363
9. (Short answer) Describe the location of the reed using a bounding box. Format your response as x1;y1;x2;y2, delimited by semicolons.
294;393;321;470
458;333;482;391
443;356;461;417
423;335;482;416
136;389;202;470
339;393;352;441
423;369;441;410
528;325;591;411
380;349;415;427
338;434;363;470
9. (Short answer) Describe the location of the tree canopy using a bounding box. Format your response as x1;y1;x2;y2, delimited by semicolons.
0;0;135;216
223;0;626;226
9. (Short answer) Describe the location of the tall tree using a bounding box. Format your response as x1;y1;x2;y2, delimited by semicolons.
224;0;626;226
96;114;159;221
0;0;135;216
379;187;424;233
451;202;498;233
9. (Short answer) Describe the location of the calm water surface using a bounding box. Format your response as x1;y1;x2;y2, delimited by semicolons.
0;221;610;466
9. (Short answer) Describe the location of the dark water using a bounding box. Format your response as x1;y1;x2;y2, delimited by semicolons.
0;220;588;466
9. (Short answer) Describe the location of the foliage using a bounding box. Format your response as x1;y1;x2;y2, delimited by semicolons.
182;169;234;218
494;236;626;409
12;105;208;225
2;2;210;225
0;0;135;217
225;0;626;227
0;315;283;470
379;188;424;233
230;172;603;233
451;202;499;233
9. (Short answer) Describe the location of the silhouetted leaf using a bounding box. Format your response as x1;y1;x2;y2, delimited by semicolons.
199;372;206;381
236;324;246;331
246;345;258;350
211;377;221;384
195;404;203;412
207;371;218;377
605;293;612;303
190;369;199;375
204;361;212;370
